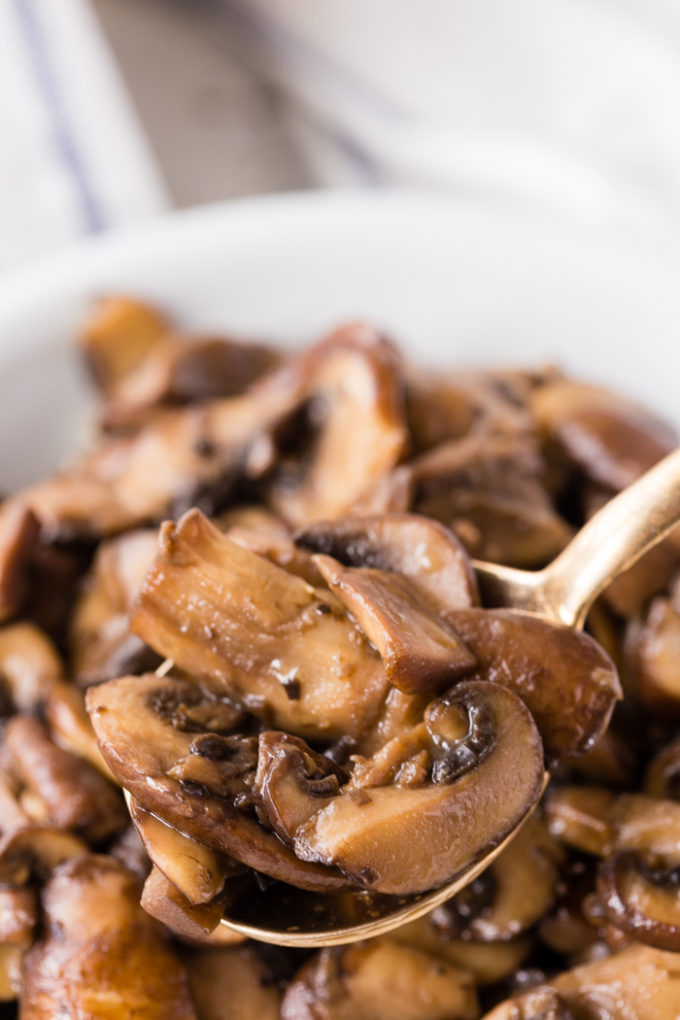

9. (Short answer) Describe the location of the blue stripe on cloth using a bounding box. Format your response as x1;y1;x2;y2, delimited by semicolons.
11;0;107;235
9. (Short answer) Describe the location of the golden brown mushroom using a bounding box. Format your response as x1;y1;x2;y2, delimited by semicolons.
313;552;477;696
483;944;680;1020
185;944;283;1019
130;796;236;905
596;849;680;951
281;940;478;1020
21;854;198;1019
0;622;63;715
0;500;39;622
69;528;159;685
293;681;544;894
295;512;479;614
267;323;408;526
131;509;389;744
87;673;351;892
445;608;621;764
3;716;126;842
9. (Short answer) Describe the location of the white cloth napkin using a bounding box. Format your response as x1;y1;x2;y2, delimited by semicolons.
220;0;680;252
0;0;167;271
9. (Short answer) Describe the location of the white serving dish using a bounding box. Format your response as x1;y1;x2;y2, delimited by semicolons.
1;190;679;491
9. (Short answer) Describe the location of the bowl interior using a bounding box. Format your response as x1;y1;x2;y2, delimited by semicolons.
1;191;679;490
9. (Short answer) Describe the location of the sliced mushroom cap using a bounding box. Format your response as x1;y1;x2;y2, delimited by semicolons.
140;865;229;941
255;731;347;843
79;295;170;395
23;364;303;541
0;500;39;622
406;433;572;568
130;796;236;905
294;681;544;894
483;985;575;1020
0;944;23;1002
0;885;37;948
0;826;88;886
101;333;280;429
3;715;127;842
644;736;680;800
0;622;63;715
267;323;408;526
545;787;680;861
595;850;680;951
132;509;389;744
70;529;160;685
445;608;621;764
296;513;478;613
391;915;532;984
21;854;198;1020
313;553;477;696
404;366;541;454
281;940;478;1020
529;378;677;491
44;680;114;780
487;944;680;1020
430;817;564;942
87;673;350;892
625;596;680;716
185;945;283;1020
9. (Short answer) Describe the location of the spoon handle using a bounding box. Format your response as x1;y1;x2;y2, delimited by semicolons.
542;447;680;627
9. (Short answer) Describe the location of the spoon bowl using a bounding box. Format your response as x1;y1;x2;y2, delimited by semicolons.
204;448;680;945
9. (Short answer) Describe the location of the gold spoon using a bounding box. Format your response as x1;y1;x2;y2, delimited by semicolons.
162;447;680;947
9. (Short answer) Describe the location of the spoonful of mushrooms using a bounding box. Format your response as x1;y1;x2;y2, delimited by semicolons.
90;448;680;948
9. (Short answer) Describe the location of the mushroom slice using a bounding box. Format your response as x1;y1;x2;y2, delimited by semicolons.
0;500;38;622
140;865;229;941
296;513;478;613
430;817;564;942
314;554;476;696
185;945;283;1020
484;944;680;1020
294;681;544;895
0;622;63;714
3;716;127;842
268;323;408;526
625;596;680;716
0;945;22;1001
70;529;160;685
545;787;680;861
130;797;236;905
644;736;680;800
23;366;303;541
21;855;198;1020
79;295;170;396
391;916;531;984
102;333;280;429
406;433;572;568
596;850;680;951
0;885;37;948
529;378;677;491
87;673;350;892
132;509;389;743
0;827;88;885
281;940;478;1020
44;680;114;780
483;986;575;1020
445;608;621;764
255;731;348;843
